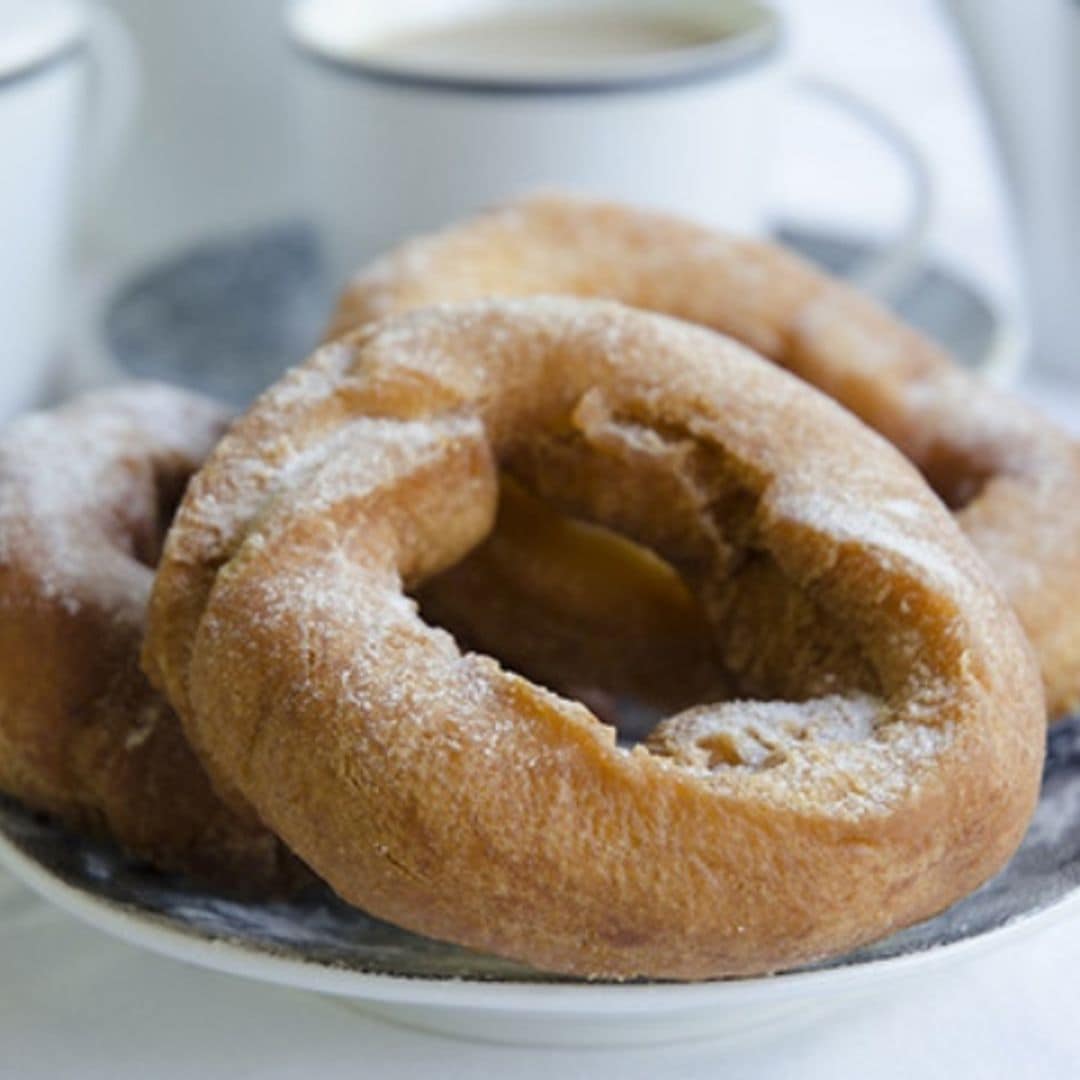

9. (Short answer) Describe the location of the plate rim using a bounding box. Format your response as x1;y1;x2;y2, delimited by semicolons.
3;824;1079;1014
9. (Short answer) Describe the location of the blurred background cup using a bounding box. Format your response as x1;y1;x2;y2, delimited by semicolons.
946;0;1080;376
0;0;135;421
286;0;933;295
91;0;296;269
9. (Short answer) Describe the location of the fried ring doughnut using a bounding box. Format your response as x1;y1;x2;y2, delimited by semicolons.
330;194;1080;718
145;299;1044;979
0;386;301;891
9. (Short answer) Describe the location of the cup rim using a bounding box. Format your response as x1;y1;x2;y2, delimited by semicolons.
286;0;783;97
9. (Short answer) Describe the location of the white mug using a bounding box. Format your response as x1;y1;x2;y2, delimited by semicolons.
286;0;932;296
946;0;1080;376
91;0;296;270
0;0;136;422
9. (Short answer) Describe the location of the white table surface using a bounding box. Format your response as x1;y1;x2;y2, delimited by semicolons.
5;1;1078;1076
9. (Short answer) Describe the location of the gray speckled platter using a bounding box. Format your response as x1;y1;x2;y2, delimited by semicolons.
2;717;1078;987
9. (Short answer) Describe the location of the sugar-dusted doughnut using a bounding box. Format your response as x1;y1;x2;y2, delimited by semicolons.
0;386;301;890
330;194;1080;718
146;299;1044;979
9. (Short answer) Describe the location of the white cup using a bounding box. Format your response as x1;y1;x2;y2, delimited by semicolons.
0;0;136;422
286;0;932;296
946;0;1080;376
91;0;295;270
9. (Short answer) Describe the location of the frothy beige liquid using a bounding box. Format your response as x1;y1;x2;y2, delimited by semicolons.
364;11;723;75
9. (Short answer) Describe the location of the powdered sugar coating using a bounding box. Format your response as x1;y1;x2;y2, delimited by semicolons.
0;383;226;619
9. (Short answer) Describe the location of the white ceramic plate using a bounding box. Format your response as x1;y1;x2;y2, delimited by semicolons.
2;717;1079;1047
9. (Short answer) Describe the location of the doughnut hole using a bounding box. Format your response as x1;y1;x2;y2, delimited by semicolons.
913;440;996;513
128;455;205;570
415;390;886;755
491;408;890;770
415;475;725;743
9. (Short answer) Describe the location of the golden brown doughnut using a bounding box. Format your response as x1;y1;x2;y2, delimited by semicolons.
0;385;302;891
330;194;1080;718
146;299;1044;979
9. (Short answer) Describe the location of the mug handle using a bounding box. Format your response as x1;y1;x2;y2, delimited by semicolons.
80;4;140;211
794;76;933;300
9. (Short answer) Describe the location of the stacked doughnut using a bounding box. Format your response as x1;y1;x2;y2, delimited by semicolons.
330;194;1080;720
1;195;1068;979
